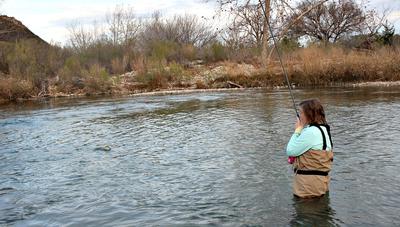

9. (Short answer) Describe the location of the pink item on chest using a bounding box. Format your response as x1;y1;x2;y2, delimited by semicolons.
288;156;296;164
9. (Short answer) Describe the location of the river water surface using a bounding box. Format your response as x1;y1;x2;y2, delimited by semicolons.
1;87;400;226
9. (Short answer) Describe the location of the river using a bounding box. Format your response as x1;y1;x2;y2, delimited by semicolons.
1;87;400;226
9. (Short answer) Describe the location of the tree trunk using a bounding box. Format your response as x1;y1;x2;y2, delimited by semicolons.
261;0;271;68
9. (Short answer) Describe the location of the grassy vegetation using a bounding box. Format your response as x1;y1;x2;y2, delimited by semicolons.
202;45;400;88
1;40;399;101
285;45;400;86
2;0;400;102
0;9;399;101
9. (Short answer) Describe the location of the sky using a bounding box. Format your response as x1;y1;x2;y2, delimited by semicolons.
1;0;399;44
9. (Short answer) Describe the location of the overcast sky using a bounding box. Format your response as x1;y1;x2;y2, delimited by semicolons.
1;0;399;44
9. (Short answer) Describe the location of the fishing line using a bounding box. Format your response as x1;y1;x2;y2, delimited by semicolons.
258;0;299;117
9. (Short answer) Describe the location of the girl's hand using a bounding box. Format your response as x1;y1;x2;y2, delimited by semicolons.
294;118;304;133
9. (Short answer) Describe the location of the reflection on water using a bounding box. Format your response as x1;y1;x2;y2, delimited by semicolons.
291;194;337;227
1;87;400;226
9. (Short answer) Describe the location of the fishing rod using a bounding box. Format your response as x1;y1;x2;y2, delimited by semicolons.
258;0;299;118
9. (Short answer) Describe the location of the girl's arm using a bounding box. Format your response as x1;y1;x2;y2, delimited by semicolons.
286;128;315;157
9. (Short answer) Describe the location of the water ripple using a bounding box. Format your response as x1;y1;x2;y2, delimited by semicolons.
1;87;400;226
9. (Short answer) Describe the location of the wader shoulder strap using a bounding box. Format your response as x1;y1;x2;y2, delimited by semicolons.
309;124;327;150
318;124;333;148
325;124;333;148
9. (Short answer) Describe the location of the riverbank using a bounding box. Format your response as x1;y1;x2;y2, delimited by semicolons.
1;46;399;103
2;80;400;105
351;81;400;87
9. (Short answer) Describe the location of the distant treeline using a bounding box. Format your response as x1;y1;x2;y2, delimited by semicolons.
0;0;399;100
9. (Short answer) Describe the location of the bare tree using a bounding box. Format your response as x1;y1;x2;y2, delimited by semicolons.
229;3;265;47
222;20;246;50
262;0;326;56
363;8;392;36
106;4;141;46
140;11;163;45
67;21;96;51
68;19;114;47
290;0;366;44
173;14;217;47
213;0;275;66
141;12;216;48
66;5;144;51
213;0;328;66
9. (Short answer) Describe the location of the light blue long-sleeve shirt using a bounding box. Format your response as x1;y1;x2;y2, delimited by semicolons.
286;125;332;157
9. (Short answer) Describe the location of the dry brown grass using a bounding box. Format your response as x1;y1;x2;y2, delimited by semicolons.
1;44;399;101
283;46;400;86
199;46;400;88
0;77;34;100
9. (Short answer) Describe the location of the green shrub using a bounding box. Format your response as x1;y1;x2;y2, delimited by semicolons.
279;37;301;53
167;62;185;81
203;42;228;62
7;41;45;84
83;64;112;93
147;40;179;64
5;40;66;95
56;56;85;92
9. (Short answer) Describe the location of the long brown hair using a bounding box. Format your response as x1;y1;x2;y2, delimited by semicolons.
299;99;327;124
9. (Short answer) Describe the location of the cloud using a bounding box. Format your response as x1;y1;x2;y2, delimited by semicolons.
388;11;400;21
1;0;399;44
1;0;218;43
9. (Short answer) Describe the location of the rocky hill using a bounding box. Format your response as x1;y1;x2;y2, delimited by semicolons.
0;15;46;43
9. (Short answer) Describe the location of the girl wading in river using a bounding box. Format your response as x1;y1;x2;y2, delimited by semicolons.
286;99;333;198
